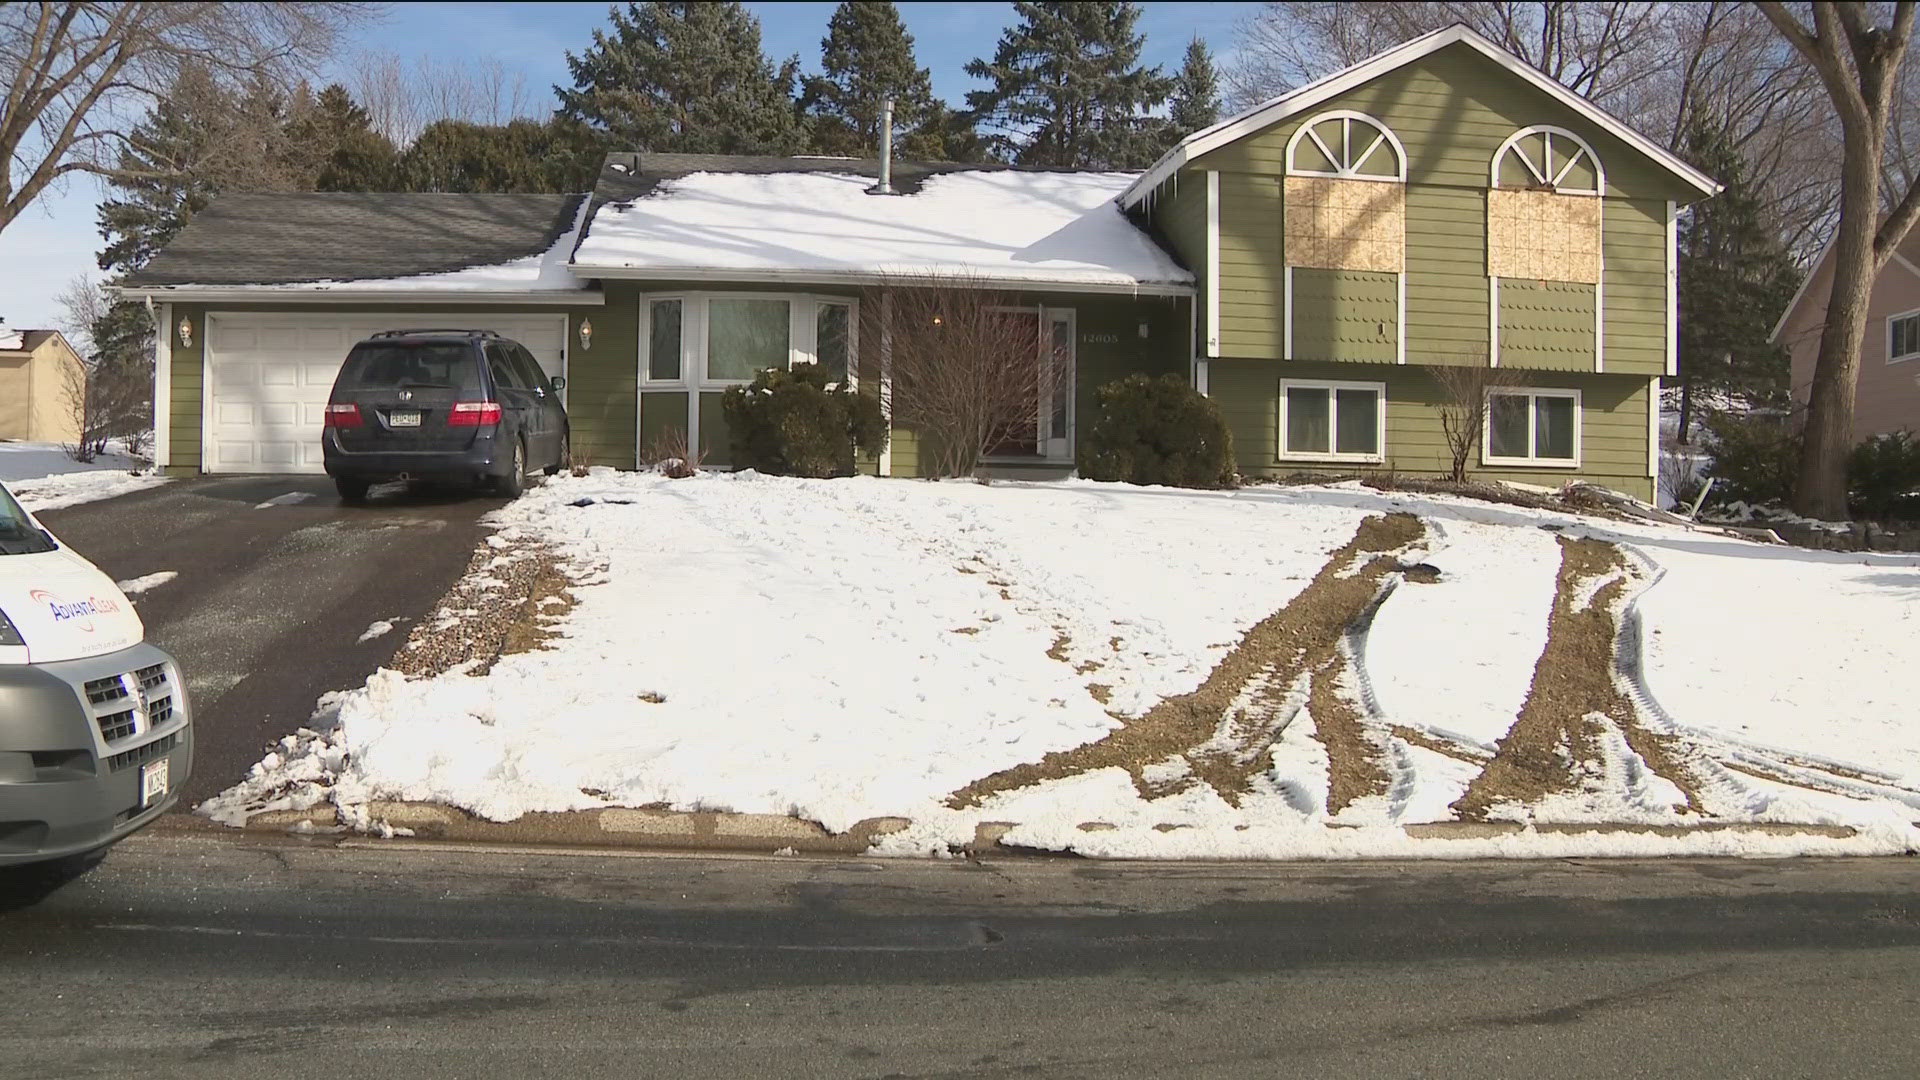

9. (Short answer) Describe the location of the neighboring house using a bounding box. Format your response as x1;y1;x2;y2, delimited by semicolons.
1772;230;1920;444
0;326;84;444
117;24;1712;501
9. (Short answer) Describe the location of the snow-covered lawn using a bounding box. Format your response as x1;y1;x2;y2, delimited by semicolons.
1;440;165;511
203;471;1920;859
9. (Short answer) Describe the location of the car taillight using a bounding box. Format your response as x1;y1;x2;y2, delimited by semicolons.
447;402;503;426
324;403;362;428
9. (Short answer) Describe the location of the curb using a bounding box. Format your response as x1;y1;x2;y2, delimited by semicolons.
241;802;918;855
224;802;1859;855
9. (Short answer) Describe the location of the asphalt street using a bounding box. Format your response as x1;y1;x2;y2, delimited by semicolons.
36;476;496;803
3;831;1918;1078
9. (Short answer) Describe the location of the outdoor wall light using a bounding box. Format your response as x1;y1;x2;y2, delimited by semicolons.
177;314;193;349
578;318;594;351
931;315;943;326
1138;320;1150;339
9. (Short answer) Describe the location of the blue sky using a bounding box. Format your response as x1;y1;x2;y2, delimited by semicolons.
0;1;1259;332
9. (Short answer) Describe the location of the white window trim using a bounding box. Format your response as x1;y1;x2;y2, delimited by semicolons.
1489;126;1606;372
1888;308;1920;364
1277;378;1387;463
1482;386;1582;468
1284;109;1409;181
1490;125;1606;195
639;295;689;387
636;292;859;390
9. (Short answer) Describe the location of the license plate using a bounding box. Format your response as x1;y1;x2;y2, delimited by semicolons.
390;410;423;427
140;758;170;807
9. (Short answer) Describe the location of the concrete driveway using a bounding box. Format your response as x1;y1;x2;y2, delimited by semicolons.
35;476;498;804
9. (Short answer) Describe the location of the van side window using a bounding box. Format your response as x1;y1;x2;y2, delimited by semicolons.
485;344;523;391
509;344;551;392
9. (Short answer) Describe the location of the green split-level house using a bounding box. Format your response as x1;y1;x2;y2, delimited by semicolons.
120;25;1716;501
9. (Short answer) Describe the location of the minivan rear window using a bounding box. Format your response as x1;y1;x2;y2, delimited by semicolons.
336;343;482;392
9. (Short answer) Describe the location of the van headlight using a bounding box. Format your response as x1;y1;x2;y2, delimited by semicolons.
0;609;22;647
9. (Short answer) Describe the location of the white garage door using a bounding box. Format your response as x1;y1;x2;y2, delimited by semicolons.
205;312;568;474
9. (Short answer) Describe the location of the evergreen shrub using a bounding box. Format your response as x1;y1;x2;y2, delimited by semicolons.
720;364;886;478
1077;374;1235;488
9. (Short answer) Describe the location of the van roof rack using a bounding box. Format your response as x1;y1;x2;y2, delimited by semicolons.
367;328;500;339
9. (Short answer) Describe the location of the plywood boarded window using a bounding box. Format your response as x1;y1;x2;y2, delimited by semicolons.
1487;188;1600;282
1284;177;1405;273
1488;125;1603;284
1283;110;1406;275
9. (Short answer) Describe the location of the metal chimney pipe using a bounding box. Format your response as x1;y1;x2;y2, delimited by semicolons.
871;97;896;195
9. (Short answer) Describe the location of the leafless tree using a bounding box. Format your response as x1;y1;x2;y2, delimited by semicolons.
53;274;152;459
1430;361;1521;482
345;51;535;146
861;277;1069;479
0;2;365;237
1757;1;1920;520
1226;2;1668;111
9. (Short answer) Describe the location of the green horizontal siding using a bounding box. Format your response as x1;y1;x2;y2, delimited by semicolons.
1208;358;1653;501
1290;269;1398;363
1163;39;1680;378
1499;279;1596;370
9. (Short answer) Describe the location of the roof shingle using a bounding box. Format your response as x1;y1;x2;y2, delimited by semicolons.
122;192;587;287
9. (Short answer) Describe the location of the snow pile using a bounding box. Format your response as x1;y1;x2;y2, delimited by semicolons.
200;472;1920;859
114;571;177;596
572;170;1193;290
3;441;165;511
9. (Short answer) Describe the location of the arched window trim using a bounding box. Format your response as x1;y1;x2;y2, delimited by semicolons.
1491;125;1605;195
1284;109;1408;182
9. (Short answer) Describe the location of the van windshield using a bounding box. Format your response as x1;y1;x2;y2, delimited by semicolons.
336;343;482;392
0;484;55;556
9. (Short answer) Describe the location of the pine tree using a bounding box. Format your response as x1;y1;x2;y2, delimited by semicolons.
398;118;606;193
1167;37;1220;136
555;1;804;155
897;100;989;163
293;84;401;192
803;1;938;157
1674;117;1802;443
94;66;230;275
963;1;1173;169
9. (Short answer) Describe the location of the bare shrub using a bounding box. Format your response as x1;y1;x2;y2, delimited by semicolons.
861;275;1069;479
1430;362;1522;482
642;427;703;479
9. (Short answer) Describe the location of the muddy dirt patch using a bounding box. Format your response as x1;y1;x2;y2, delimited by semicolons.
948;513;1425;811
1453;537;1706;820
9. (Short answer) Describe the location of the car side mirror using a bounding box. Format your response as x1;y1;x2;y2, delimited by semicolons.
550;376;566;391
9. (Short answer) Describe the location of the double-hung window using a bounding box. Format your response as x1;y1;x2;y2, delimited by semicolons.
1278;379;1385;462
1484;388;1580;466
1891;310;1920;363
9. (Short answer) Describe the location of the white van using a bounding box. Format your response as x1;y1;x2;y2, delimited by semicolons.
0;479;191;866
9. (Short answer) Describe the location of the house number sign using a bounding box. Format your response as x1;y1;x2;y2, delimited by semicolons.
1080;332;1119;344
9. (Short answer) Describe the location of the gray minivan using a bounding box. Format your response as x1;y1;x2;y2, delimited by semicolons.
321;329;570;501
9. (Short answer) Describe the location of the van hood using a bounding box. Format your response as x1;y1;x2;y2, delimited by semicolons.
0;546;144;663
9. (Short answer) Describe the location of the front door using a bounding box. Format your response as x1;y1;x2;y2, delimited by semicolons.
984;306;1075;461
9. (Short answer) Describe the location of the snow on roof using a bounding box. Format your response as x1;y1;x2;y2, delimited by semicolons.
571;169;1193;293
0;328;22;351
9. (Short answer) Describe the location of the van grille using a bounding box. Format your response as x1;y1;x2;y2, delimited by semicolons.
107;733;178;774
83;662;183;747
